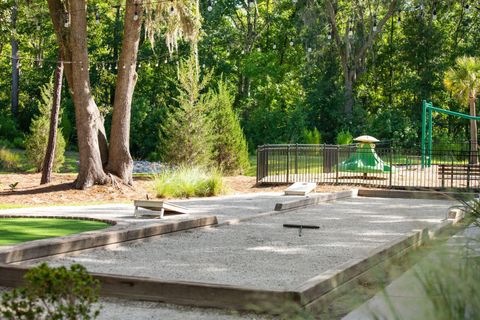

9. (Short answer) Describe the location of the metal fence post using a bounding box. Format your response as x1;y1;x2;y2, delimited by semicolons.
256;147;260;184
295;144;298;175
335;145;339;184
286;145;290;183
389;146;393;188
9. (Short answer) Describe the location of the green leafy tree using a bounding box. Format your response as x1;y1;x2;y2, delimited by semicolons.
1;263;101;320
159;56;214;166
25;80;65;172
444;56;480;164
209;80;249;175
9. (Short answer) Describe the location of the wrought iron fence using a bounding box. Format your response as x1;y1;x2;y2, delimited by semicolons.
256;144;480;191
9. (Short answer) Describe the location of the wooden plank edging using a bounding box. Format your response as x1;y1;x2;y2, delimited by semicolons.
274;189;358;211
0;216;218;264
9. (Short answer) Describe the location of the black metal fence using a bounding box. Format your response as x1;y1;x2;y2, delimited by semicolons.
256;144;480;191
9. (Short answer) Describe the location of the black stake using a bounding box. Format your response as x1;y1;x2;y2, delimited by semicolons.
283;224;320;237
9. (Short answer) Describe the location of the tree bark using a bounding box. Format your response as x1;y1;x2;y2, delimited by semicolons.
11;0;19;117
106;0;144;185
469;97;478;164
344;72;354;114
325;0;398;115
47;0;108;189
41;54;63;185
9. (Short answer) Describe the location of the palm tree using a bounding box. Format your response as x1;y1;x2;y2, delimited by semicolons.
444;56;480;164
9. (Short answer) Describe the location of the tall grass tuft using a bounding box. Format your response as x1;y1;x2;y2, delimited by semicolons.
154;166;224;198
0;148;22;171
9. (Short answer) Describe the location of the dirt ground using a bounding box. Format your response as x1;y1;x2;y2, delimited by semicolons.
0;173;351;206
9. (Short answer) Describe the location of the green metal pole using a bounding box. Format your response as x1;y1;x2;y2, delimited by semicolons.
428;105;433;167
421;100;426;168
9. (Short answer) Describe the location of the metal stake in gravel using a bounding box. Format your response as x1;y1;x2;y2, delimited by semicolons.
283;224;320;237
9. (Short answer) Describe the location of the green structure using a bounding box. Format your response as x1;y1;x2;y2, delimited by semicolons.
421;100;480;168
338;136;393;175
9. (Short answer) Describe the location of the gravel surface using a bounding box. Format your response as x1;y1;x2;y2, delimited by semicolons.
26;197;455;290
1;192;305;224
97;297;270;320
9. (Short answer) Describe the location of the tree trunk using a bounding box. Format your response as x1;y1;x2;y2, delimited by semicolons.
69;0;109;189
106;0;144;185
41;54;63;185
47;0;108;189
469;97;478;164
344;72;354;114
11;0;19;117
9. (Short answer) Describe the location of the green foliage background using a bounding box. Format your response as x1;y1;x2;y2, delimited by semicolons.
1;0;480;165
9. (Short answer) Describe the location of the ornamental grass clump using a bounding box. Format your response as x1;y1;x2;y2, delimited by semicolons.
154;166;224;198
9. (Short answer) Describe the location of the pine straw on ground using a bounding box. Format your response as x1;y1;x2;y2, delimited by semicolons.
0;173;352;207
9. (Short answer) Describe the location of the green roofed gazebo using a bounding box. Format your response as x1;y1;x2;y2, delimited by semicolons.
337;135;393;177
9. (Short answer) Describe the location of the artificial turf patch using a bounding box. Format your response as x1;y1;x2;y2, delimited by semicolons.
0;218;109;245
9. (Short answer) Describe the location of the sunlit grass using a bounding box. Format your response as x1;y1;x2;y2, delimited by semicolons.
0;218;110;245
153;166;225;198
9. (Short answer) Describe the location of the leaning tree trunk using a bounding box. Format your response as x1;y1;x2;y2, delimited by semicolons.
47;0;109;189
41;54;63;185
469;97;478;164
106;0;144;185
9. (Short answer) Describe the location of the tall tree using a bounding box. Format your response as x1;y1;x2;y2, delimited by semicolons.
11;0;19;117
325;0;398;114
47;0;109;189
46;0;200;189
106;0;144;185
444;56;480;164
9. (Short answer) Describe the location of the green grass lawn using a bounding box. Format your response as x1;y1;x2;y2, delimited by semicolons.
0;149;79;174
0;218;110;245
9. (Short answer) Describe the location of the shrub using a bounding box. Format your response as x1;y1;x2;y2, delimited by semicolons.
302;127;321;144
336;130;353;145
24;80;66;172
0;112;20;143
209;81;250;175
1;263;101;320
154;166;224;198
159;56;214;167
0;148;22;171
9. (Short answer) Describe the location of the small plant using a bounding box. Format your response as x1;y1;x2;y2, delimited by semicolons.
0;148;22;171
1;263;101;320
302;127;322;144
8;182;18;192
336;130;353;145
154;166;225;198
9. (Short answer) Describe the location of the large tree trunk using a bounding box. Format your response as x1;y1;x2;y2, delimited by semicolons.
41;54;63;185
469;97;478;164
344;72;354;114
106;0;144;185
11;0;19;117
47;0;108;189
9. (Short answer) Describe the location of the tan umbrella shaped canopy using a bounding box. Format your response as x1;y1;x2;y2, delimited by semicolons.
353;135;380;143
